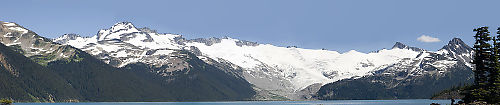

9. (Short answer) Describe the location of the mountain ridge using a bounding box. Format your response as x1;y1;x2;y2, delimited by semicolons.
392;42;426;52
316;37;474;99
0;21;256;101
0;21;474;101
54;21;474;100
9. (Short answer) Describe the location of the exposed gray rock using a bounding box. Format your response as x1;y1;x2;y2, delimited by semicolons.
53;34;81;44
235;40;258;47
138;27;157;33
0;21;78;65
186;37;259;47
295;83;322;100
186;37;222;46
392;42;426;52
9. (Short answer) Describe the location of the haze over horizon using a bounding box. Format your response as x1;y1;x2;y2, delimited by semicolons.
2;0;500;52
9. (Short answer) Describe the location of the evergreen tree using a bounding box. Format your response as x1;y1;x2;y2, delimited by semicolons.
462;26;500;104
489;28;500;103
473;27;491;86
464;27;492;103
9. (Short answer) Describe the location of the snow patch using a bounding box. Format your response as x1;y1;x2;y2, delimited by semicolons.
153;50;175;55
8;27;28;34
2;22;17;27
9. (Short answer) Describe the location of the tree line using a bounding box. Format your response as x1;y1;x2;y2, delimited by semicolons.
464;26;500;104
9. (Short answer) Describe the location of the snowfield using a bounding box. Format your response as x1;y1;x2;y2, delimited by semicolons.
185;38;422;90
53;22;473;99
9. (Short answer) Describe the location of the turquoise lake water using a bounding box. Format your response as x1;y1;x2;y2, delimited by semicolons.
14;99;452;105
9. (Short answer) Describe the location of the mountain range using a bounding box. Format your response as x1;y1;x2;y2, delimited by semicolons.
0;21;474;101
0;21;254;102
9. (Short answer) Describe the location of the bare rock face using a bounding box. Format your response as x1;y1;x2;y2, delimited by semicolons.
0;51;18;77
392;42;426;52
0;21;78;65
53;34;81;44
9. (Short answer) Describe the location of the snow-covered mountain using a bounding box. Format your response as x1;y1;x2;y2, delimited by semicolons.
370;38;472;81
53;22;197;77
54;22;473;100
184;37;473;99
316;38;474;99
1;21;256;101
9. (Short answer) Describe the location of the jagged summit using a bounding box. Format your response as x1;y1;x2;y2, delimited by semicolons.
392;42;425;52
96;22;142;41
392;42;406;49
138;27;157;33
440;38;472;54
111;22;136;32
438;38;473;67
53;34;82;44
54;22;185;67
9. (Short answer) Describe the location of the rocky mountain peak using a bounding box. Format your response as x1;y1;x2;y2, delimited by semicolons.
440;38;472;54
111;22;136;32
1;21;30;35
96;22;141;41
1;21;19;27
53;34;82;44
392;42;407;49
392;42;425;52
187;37;222;46
0;21;78;65
138;27;157;33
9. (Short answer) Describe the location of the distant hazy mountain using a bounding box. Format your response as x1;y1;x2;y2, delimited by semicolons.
54;22;474;100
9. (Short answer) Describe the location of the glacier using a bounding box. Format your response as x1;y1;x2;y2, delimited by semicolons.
53;22;473;100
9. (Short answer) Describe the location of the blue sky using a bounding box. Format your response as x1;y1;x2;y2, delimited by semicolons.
2;0;500;52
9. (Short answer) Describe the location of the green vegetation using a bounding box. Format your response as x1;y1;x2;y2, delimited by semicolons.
0;41;255;102
27;46;84;66
0;39;256;102
62;50;84;63
29;54;56;66
7;45;24;55
118;51;255;101
0;42;81;102
0;99;13;105
27;94;40;102
462;27;500;104
0;22;256;102
430;84;471;99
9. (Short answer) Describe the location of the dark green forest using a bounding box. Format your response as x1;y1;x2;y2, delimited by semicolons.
0;43;255;102
315;62;473;100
